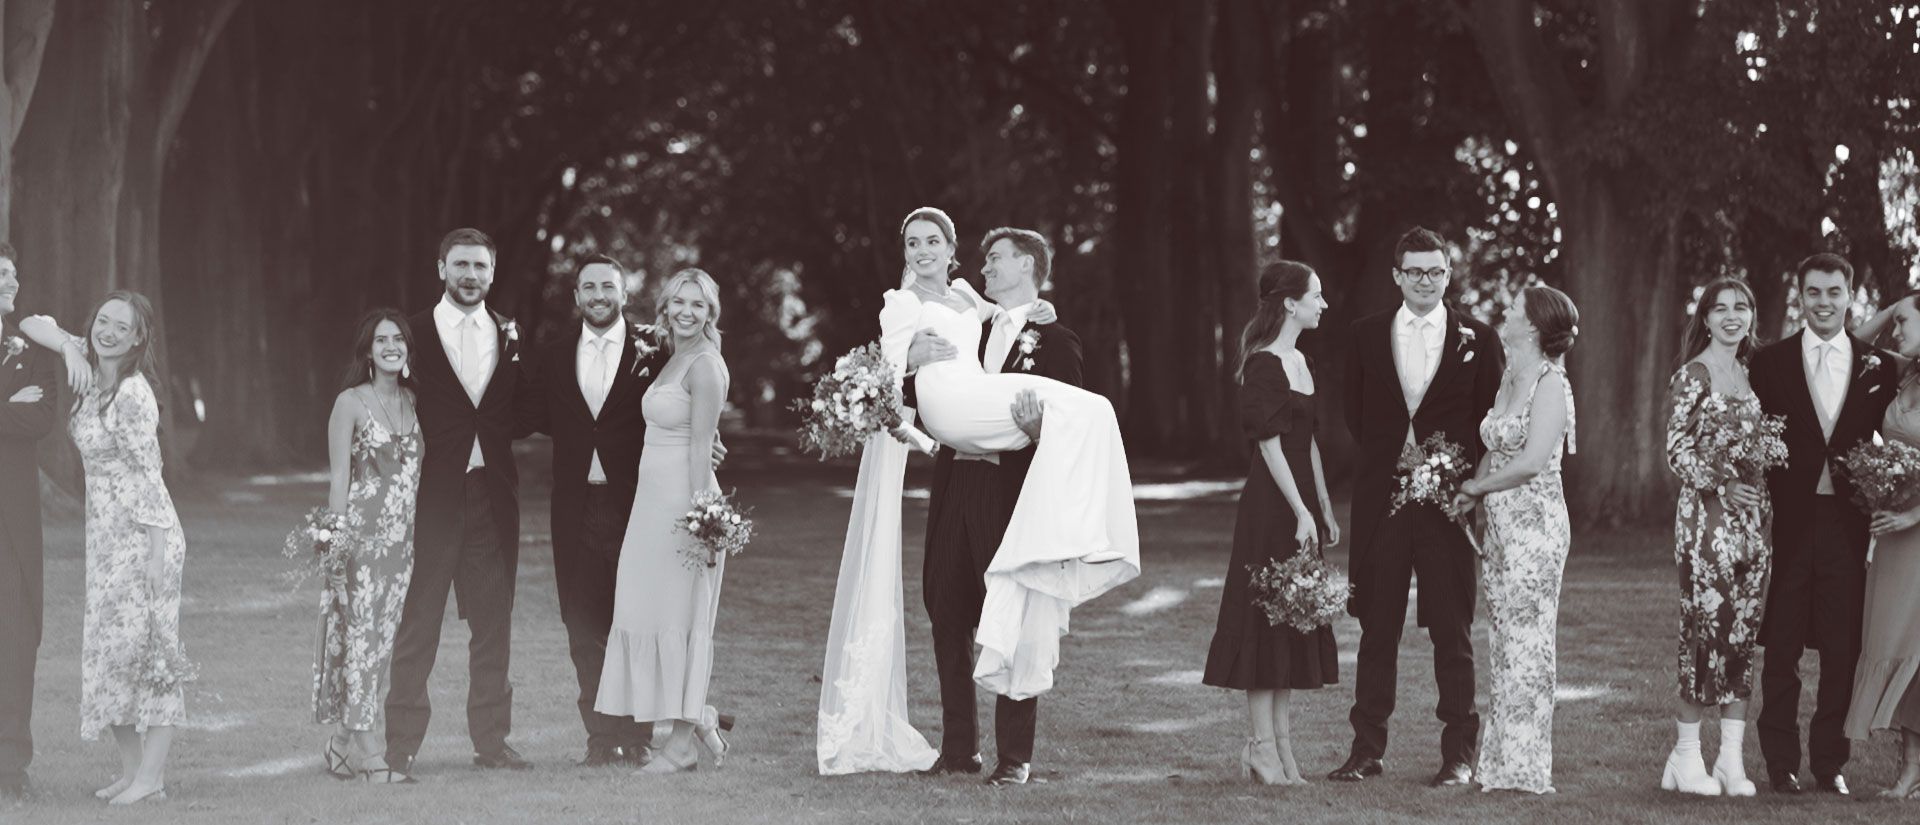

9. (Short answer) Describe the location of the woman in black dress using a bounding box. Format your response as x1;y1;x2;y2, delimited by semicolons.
1203;261;1340;785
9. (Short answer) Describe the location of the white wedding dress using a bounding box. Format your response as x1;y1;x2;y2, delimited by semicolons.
815;281;1141;775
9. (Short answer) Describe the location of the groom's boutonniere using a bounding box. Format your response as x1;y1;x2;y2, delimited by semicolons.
1863;353;1886;393
1457;325;1476;362
1016;329;1042;371
500;318;521;363
632;323;664;378
2;336;23;367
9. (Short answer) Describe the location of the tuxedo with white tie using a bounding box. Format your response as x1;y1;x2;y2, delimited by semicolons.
385;297;530;764
0;326;55;789
1751;329;1898;783
1341;303;1502;767
518;319;666;754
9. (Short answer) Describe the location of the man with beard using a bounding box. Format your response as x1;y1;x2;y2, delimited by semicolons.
0;244;56;802
385;228;534;773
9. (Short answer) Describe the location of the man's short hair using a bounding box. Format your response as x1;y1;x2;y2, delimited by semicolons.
1393;226;1447;266
576;254;623;282
980;227;1053;288
0;242;17;264
1794;252;1854;289
439;227;496;264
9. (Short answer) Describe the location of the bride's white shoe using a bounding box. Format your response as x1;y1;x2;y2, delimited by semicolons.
1661;749;1722;796
1711;754;1756;797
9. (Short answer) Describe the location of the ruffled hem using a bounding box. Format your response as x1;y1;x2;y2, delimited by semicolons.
594;626;713;723
1845;657;1920;740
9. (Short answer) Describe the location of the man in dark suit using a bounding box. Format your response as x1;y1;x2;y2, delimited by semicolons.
385;228;534;773
0;243;56;801
517;255;666;766
905;227;1080;787
1750;253;1898;796
1331;227;1503;786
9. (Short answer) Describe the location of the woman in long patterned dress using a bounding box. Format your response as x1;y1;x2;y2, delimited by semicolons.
315;309;421;784
1450;286;1578;794
1843;293;1920;798
597;269;733;773
1202;262;1339;786
1660;277;1772;797
22;292;188;805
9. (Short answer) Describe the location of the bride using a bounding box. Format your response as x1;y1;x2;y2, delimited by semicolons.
816;207;1140;774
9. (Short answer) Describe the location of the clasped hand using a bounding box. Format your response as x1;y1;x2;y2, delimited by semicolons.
1719;481;1765;511
7;385;42;404
1871;508;1920;537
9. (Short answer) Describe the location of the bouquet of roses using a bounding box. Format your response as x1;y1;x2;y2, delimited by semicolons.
791;342;911;459
677;490;755;570
1388;432;1480;553
1695;396;1790;483
1249;554;1351;633
141;624;200;694
1838;434;1920;561
281;506;352;587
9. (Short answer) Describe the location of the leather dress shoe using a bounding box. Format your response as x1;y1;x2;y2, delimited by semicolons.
1328;755;1384;782
1770;771;1803;794
986;761;1030;786
579;745;624;767
1430;761;1473;787
920;753;984;776
623;744;653;767
473;745;533;770
1815;773;1850;795
388;753;416;775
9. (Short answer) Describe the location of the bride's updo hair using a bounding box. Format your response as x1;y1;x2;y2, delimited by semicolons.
900;206;961;273
1523;285;1579;359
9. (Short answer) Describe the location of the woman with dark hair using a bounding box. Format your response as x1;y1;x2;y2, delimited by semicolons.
1449;285;1578;793
19;292;188;804
313;308;421;784
1655;277;1771;797
1201;261;1338;786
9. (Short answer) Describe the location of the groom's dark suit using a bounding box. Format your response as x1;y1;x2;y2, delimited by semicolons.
517;320;664;754
907;312;1083;769
1343;304;1501;767
386;302;529;763
0;333;55;788
1750;330;1896;783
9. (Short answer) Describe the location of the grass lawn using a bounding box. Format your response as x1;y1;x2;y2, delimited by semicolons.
4;435;1912;823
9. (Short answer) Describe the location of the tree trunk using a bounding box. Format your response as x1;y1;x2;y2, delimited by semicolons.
1209;0;1263;467
1168;0;1217;457
0;0;56;234
1108;0;1176;448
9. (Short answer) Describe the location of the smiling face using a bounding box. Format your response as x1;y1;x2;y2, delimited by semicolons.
664;280;712;341
439;244;495;308
1704;286;1754;349
1395;250;1450;315
368;319;409;378
1892;299;1920;360
91;298;140;358
576;262;625;329
1287;273;1328;330
1801;268;1852;339
903;219;953;282
0;256;16;317
981;238;1036;305
1499;292;1535;348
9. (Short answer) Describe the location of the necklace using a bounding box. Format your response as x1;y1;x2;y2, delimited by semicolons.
910;279;951;303
368;384;413;436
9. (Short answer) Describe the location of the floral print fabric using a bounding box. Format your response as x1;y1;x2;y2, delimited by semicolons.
312;415;420;729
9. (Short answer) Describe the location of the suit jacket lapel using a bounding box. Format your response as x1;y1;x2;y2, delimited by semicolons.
598;330;643;418
1412;308;1465;418
1372;314;1407;426
1780;331;1825;439
999;321;1032;374
1836;338;1885;434
478;310;511;407
417;316;467;406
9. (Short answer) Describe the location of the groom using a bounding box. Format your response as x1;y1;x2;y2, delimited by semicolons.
1333;227;1502;786
1750;253;1897;795
905;227;1082;786
0;244;56;801
386;228;533;773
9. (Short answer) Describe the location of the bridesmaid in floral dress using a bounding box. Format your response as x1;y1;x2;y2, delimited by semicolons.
1451;286;1578;794
316;309;422;784
23;292;188;805
1659;277;1772;797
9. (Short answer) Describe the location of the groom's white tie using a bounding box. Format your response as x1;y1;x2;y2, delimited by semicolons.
458;314;486;469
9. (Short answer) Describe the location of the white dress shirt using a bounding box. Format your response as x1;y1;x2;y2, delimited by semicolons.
434;295;497;469
577;321;626;483
1394;303;1446;412
984;302;1035;375
1802;329;1852;494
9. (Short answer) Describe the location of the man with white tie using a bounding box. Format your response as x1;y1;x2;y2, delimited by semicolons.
1750;253;1898;795
1332;227;1503;786
386;228;534;773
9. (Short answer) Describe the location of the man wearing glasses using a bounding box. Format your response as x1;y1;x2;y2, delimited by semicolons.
1331;227;1504;787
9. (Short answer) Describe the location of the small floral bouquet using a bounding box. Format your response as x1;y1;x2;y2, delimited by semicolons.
1838;434;1920;561
677;490;755;570
1388;432;1479;552
1249;554;1351;633
791;342;907;459
141;625;200;694
281;506;352;586
1695;396;1790;484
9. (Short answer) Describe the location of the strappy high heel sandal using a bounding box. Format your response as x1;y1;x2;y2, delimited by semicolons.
324;741;355;780
697;707;734;769
1240;738;1282;785
360;767;418;785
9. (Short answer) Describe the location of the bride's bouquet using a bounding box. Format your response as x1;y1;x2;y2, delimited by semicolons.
1388;432;1480;553
677;490;755;570
1838;434;1920;561
1249;554;1350;633
792;342;911;459
1695;397;1789;483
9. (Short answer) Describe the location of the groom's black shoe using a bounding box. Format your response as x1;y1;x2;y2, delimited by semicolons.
986;761;1030;786
474;745;533;770
1769;770;1803;794
1328;755;1384;782
920;753;984;776
579;745;624;767
388;752;416;775
1429;761;1473;787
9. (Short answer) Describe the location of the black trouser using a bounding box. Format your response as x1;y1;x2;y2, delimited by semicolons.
0;526;40;785
560;484;649;751
385;470;516;759
1760;495;1867;779
925;458;1037;765
1347;507;1480;764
